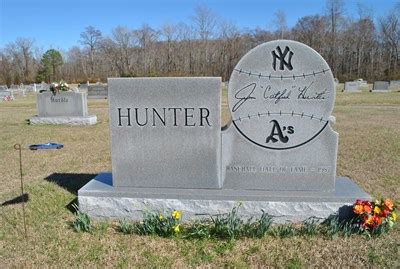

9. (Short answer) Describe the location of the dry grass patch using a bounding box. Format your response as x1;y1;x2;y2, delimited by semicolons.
1;90;399;267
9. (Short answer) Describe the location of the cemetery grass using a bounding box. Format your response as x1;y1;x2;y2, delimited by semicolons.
1;88;399;268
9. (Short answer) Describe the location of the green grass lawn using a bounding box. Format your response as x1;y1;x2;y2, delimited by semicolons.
1;86;399;267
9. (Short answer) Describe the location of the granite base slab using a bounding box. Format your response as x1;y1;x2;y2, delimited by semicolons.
30;115;97;125
78;173;370;223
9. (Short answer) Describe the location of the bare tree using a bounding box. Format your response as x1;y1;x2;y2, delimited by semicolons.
380;11;400;77
3;38;36;83
293;15;327;52
273;10;288;39
161;23;179;73
192;5;217;41
135;24;159;74
80;26;102;79
326;0;344;76
111;26;138;76
192;5;218;74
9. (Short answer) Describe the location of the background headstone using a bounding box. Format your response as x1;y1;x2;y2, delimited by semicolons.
30;91;97;125
344;81;361;92
355;79;367;87
0;90;14;101
36;92;89;117
88;83;108;99
40;82;50;91
108;77;221;189
389;80;400;91
79;82;89;90
223;40;338;191
372;81;389;92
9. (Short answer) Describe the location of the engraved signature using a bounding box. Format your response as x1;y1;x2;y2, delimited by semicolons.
297;81;327;100
263;85;291;104
232;81;329;113
232;83;256;112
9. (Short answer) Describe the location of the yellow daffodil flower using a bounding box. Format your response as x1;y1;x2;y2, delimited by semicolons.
172;210;181;220
173;225;180;233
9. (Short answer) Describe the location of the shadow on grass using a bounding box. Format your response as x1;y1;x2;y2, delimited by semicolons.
1;193;29;206
44;173;96;195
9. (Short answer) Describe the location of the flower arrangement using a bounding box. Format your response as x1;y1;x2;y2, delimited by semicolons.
2;95;13;102
50;81;70;94
353;198;397;234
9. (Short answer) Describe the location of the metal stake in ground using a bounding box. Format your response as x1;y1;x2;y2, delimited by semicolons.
14;143;27;239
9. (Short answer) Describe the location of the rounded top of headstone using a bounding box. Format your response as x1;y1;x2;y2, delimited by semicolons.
228;40;335;150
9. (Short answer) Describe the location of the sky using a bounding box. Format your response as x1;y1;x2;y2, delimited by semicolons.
0;0;398;51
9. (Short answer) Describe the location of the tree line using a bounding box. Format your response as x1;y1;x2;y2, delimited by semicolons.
0;0;399;86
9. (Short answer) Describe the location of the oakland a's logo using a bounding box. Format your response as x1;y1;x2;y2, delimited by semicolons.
266;120;294;144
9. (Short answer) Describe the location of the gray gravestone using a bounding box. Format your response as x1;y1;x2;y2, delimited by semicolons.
30;92;97;125
358;79;367;87
37;92;88;117
0;90;13;101
108;77;221;189
38;82;49;91
88;84;108;99
79;83;88;90
344;81;361;92
223;40;337;191
78;40;370;222
372;81;389;92
389;80;400;91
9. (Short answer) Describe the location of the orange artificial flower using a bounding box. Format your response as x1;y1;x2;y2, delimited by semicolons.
384;199;394;211
364;204;372;214
353;204;364;214
373;216;382;226
365;215;373;225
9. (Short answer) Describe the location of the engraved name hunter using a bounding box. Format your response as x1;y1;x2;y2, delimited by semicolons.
116;107;212;127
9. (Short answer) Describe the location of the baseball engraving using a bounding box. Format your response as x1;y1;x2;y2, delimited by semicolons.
228;40;335;150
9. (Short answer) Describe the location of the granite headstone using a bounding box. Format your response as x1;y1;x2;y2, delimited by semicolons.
0;90;13;101
344;81;361;92
108;77;221;189
78;40;370;222
222;40;337;191
358;79;367;87
36;91;88;117
30;91;97;125
389;80;400;91
88;84;108;99
372;81;389;92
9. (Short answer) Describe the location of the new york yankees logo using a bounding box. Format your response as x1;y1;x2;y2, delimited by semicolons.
271;46;294;71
